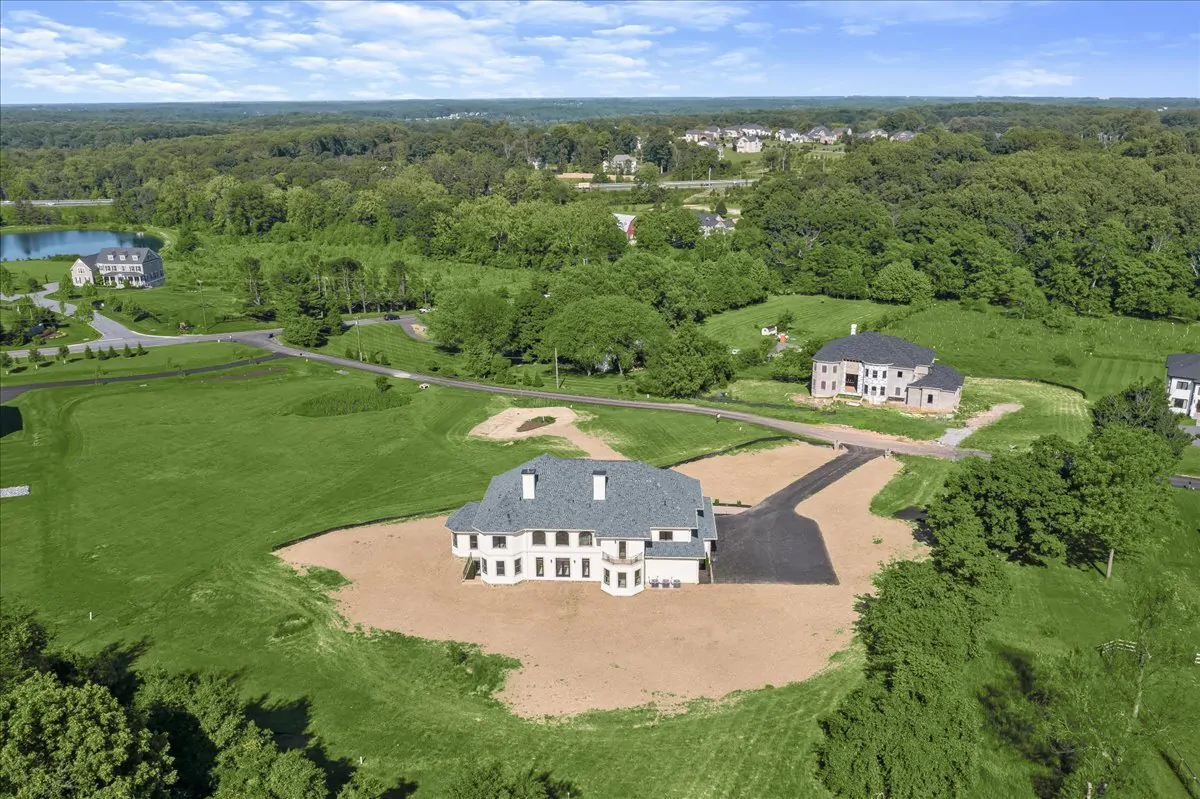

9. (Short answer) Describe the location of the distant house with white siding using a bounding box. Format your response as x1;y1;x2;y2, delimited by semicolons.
448;456;717;597
603;154;638;174
1166;353;1200;422
890;131;917;142
735;135;762;153
71;247;164;288
776;128;801;142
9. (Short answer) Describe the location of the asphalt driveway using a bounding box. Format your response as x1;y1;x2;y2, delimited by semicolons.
712;447;880;584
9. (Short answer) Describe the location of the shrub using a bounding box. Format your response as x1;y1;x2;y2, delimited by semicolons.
291;387;412;417
1052;352;1076;368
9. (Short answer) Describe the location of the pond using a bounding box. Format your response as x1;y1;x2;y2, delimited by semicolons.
0;229;164;262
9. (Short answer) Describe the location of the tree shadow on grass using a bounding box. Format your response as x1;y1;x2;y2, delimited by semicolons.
248;694;418;798
978;648;1072;798
0;405;22;438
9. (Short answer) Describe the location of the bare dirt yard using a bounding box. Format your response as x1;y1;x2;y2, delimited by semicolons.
468;406;624;460
278;456;920;718
675;441;839;506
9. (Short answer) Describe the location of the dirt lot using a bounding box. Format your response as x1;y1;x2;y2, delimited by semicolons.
675;441;839;506
468;406;624;460
278;457;919;718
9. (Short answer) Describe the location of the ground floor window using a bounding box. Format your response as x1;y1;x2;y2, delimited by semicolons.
617;572;627;588
926;394;934;404
820;381;826;390
895;387;901;396
496;561;505;577
536;557;544;577
581;559;591;578
634;569;641;586
603;568;610;585
481;559;488;575
453;534;460;549
514;558;522;575
1175;398;1187;408
555;558;571;578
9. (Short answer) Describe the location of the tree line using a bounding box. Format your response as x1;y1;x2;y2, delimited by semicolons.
817;381;1197;798
0;607;576;798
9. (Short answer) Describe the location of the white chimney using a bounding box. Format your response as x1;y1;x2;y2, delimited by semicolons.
593;470;607;501
521;468;536;500
850;324;858;336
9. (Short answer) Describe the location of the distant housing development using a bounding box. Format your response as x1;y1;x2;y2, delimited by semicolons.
448;455;716;597
811;330;963;412
1166;353;1200;421
681;123;916;148
71;247;164;288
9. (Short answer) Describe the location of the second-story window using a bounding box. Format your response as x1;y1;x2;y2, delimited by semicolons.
556;531;569;546
532;530;545;546
492;536;506;549
578;532;593;546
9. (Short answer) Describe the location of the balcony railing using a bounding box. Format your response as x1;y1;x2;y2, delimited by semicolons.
602;552;643;565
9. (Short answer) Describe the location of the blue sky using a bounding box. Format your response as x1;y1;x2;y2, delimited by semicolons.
1;1;1197;103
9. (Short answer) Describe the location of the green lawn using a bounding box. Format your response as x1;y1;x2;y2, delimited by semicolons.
1178;445;1200;477
0;342;259;385
869;455;955;517
883;303;1199;398
91;284;276;335
958;378;1092;453
969;489;1200;795
1;258;72;290
1;361;865;798
701;294;896;352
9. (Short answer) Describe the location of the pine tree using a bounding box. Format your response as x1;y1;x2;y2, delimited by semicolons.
83;345;95;360
122;344;133;358
135;342;147;356
107;345;118;359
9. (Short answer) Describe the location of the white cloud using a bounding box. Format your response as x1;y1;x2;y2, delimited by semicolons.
711;48;758;68
626;1;747;30
1039;37;1108;57
734;22;772;34
115;1;229;29
593;24;674;37
151;37;257;71
976;66;1077;93
842;24;879;36
782;25;823;34
865;50;913;64
219;1;254;18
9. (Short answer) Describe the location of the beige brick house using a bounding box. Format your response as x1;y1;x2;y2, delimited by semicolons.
811;330;963;411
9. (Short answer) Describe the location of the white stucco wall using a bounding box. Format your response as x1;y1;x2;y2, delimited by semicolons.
645;558;700;584
1168;377;1200;420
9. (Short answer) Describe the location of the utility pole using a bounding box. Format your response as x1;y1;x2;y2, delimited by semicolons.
196;279;208;330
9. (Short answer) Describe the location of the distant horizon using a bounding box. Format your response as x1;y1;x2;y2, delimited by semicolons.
1;1;1197;104
3;94;1198;109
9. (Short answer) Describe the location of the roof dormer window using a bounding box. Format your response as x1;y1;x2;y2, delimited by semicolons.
108;254;114;260
119;254;126;261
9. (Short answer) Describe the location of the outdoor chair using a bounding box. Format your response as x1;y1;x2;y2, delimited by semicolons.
649;578;660;588
672;579;681;589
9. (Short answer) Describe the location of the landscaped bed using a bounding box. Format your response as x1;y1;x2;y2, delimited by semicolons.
278;455;918;718
515;415;555;432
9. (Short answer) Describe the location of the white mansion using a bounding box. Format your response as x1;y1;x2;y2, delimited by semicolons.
1166;353;1200;421
448;455;716;597
71;247;164;288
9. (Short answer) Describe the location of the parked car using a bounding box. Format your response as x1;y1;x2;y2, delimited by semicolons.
418;307;430;314
382;313;399;321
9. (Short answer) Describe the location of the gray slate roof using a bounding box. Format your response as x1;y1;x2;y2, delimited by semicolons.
813;332;936;369
1167;353;1200;381
456;455;711;541
909;363;964;391
76;254;98;271
97;247;158;262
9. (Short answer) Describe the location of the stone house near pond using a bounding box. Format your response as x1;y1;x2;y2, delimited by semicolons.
811;330;963;411
448;455;716;597
71;247;164;288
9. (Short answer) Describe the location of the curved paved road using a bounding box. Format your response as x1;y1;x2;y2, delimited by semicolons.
232;329;986;460
1;285;983;459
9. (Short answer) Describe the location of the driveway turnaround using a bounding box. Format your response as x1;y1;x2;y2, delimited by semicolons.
713;447;881;584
